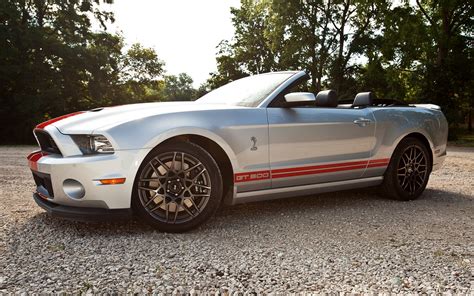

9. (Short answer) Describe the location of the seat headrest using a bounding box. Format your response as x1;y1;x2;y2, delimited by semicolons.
353;92;375;108
315;90;338;107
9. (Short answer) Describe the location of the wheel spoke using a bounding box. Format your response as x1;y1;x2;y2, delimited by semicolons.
171;152;177;172
139;186;156;192
155;157;170;172
185;162;202;173
165;203;170;222
181;203;195;217
191;194;211;197
415;177;423;187
402;176;409;189
192;168;207;181
193;184;211;190
189;197;201;214
140;178;160;182
414;151;423;163
173;202;179;224
149;162;161;177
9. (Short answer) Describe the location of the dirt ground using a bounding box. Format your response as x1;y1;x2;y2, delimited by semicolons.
0;146;472;293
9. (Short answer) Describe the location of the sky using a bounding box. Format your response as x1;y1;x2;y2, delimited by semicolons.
105;0;241;87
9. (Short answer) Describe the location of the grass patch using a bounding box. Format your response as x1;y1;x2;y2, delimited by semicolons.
449;131;474;147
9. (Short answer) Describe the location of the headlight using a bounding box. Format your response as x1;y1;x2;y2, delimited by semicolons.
71;135;114;154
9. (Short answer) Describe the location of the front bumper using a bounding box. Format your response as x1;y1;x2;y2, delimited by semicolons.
33;193;132;222
29;148;151;210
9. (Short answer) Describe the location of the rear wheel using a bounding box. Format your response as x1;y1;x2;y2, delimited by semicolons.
380;137;432;201
132;142;222;232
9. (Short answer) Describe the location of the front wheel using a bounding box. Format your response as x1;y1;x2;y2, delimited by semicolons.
380;137;432;201
132;141;223;232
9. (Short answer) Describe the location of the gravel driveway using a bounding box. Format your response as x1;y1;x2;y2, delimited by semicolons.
1;146;472;293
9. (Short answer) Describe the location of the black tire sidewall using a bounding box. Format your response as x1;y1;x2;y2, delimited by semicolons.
384;138;432;201
131;141;223;232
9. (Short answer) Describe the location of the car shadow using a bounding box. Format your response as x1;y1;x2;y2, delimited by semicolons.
12;186;472;238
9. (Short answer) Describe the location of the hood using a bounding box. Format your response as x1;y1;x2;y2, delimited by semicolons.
43;102;242;134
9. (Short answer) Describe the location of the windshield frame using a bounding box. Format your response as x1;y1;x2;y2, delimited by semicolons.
196;71;305;108
257;71;308;108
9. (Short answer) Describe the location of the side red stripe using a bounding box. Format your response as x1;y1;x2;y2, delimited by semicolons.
272;164;367;179
35;111;84;129
367;162;389;168
271;160;368;174
368;158;390;164
234;158;391;183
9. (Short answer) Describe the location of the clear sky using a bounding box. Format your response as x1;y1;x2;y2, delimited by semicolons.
105;0;241;87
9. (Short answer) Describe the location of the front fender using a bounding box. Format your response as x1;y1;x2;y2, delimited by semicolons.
143;127;239;173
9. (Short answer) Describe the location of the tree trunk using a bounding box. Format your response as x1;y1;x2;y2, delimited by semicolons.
335;1;350;95
468;107;473;133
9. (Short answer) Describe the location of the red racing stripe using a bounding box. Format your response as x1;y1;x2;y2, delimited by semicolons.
368;158;390;164
27;151;48;171
271;160;368;174
367;158;390;168
234;158;391;183
272;163;367;179
35;111;84;129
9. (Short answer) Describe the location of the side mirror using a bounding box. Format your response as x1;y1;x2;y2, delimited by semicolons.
283;92;316;107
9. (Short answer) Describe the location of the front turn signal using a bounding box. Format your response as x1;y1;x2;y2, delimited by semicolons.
99;178;126;185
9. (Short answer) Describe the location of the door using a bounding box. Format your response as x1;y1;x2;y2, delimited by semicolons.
267;107;376;188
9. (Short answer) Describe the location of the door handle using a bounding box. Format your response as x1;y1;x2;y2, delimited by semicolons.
353;118;372;126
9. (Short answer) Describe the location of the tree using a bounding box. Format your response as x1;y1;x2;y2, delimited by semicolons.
210;0;473;135
209;0;388;95
118;43;166;104
0;1;200;144
121;43;165;83
0;0;116;143
378;0;473;134
163;73;197;101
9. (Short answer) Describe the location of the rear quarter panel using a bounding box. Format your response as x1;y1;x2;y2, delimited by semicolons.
365;106;448;177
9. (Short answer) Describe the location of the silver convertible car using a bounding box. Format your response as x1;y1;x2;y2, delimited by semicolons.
28;71;448;232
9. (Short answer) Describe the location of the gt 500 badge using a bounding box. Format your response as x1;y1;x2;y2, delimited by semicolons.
234;170;270;183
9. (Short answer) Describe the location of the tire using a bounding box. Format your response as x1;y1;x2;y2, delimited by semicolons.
380;137;432;201
132;141;223;232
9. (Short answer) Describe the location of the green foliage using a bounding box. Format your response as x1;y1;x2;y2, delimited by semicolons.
209;0;473;132
0;0;197;144
163;73;197;101
1;0;472;144
121;43;164;83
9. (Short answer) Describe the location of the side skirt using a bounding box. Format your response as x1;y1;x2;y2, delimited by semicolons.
232;176;383;205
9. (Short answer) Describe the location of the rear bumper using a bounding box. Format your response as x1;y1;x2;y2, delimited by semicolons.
432;147;447;171
33;193;132;222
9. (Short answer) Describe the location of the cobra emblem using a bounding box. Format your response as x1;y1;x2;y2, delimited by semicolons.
250;136;257;151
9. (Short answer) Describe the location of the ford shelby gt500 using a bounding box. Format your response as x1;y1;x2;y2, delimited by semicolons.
28;71;448;232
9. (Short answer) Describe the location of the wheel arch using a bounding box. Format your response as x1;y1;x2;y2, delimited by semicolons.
393;132;434;167
143;129;237;205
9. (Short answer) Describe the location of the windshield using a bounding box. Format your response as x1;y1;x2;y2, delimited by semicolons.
196;72;295;107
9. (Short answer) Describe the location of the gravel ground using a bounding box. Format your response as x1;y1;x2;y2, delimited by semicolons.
0;146;473;294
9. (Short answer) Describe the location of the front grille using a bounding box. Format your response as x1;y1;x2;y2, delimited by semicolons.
34;129;62;155
32;170;54;198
